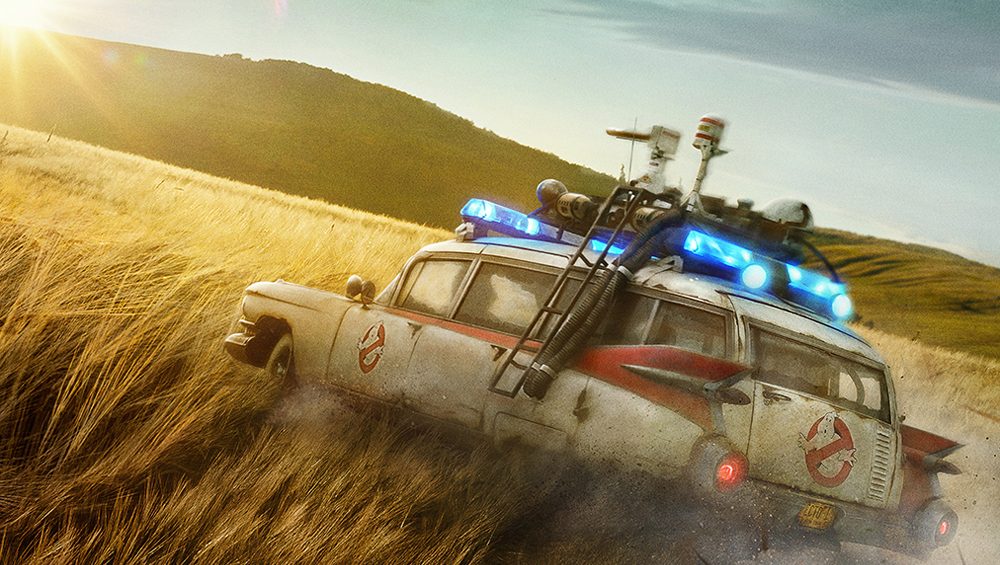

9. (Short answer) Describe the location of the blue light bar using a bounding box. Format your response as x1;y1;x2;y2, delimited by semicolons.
459;200;854;322
462;198;548;238
590;239;627;255
681;229;852;322
683;230;753;268
786;264;845;298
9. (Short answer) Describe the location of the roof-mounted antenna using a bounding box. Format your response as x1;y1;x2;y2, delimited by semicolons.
684;114;729;211
627;116;637;182
607;122;681;194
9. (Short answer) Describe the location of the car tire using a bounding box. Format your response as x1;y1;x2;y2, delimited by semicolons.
264;333;297;391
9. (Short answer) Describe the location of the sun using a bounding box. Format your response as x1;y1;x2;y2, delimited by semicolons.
0;0;47;28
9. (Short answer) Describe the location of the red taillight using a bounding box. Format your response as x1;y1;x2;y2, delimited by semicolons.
718;463;736;482
913;499;957;549
715;453;747;492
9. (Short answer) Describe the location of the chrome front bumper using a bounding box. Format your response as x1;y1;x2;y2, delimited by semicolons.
223;319;268;367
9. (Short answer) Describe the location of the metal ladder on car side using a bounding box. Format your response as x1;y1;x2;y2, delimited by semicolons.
489;186;650;397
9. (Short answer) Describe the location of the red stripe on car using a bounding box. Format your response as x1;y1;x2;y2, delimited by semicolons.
389;308;540;350
574;346;749;430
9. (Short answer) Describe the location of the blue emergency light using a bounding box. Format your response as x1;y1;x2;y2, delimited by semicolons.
683;229;852;320
462;198;548;239
459;199;853;322
590;239;628;255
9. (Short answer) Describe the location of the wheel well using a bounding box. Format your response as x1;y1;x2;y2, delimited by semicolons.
247;316;291;366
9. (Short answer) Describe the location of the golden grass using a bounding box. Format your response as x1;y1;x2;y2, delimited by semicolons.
0;125;996;563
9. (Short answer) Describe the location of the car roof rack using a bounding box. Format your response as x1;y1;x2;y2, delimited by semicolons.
452;116;854;397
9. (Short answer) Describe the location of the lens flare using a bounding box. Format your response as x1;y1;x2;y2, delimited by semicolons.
273;0;289;17
0;0;45;28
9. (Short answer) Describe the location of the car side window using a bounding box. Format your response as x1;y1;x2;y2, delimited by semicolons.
454;263;555;335
752;328;889;421
601;293;658;345
398;259;471;317
646;300;728;358
598;293;728;358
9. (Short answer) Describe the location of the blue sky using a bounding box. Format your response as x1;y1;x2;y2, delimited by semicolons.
29;0;1000;266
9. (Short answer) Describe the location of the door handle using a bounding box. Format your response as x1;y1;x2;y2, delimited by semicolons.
490;344;508;362
405;320;422;336
762;390;792;403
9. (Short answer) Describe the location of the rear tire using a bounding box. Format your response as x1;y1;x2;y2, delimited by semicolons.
264;333;297;391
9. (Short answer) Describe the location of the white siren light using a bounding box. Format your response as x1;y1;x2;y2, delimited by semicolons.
693;114;726;151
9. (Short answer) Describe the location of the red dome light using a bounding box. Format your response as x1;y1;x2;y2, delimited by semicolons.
938;520;950;537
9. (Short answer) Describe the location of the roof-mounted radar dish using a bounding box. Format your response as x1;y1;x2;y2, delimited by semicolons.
761;199;814;232
606;125;681;194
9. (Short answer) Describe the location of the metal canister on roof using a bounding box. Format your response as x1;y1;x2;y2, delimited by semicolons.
693;114;725;150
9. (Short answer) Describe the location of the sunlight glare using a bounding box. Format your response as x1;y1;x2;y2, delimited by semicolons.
0;0;47;28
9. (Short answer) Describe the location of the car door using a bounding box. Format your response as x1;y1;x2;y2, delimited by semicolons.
745;323;896;509
327;257;473;405
434;259;585;449
402;260;578;436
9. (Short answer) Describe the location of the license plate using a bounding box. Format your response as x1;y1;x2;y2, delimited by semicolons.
798;502;837;530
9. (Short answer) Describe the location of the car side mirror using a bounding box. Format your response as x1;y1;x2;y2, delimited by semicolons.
346;274;376;306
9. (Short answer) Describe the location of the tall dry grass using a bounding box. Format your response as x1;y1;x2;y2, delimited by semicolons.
0;126;649;563
0;125;996;563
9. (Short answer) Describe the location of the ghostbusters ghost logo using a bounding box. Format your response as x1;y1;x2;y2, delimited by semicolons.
798;412;856;487
357;321;386;374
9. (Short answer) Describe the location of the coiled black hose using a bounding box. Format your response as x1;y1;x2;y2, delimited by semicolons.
522;211;685;399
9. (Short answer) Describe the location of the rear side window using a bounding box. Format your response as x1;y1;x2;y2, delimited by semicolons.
601;293;728;359
398;259;471;317
601;293;657;345
647;301;728;358
455;263;555;335
752;328;890;422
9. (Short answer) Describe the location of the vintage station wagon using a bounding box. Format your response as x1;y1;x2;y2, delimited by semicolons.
224;118;961;559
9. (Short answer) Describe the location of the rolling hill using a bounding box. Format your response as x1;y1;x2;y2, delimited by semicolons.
811;230;1000;359
0;27;613;228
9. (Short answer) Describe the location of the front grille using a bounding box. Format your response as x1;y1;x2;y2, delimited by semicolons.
867;425;893;501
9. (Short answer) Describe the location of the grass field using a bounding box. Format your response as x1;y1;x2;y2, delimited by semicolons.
0;125;997;563
811;230;1000;359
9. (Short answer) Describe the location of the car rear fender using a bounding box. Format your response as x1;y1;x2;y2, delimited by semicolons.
897;424;961;515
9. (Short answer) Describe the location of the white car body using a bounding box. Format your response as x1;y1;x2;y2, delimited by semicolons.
225;235;959;557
